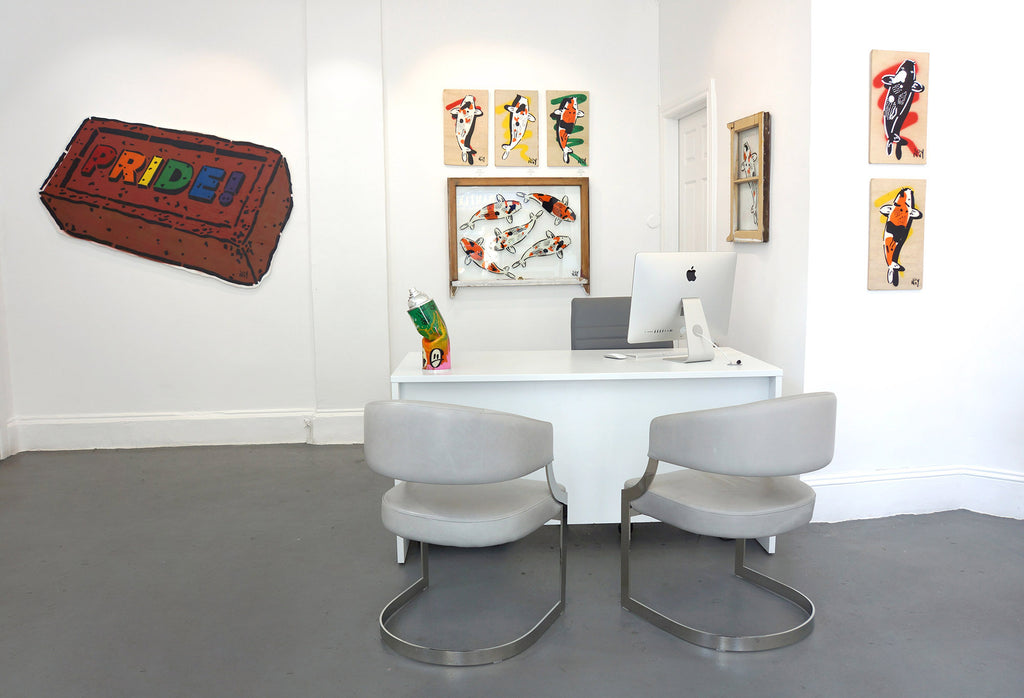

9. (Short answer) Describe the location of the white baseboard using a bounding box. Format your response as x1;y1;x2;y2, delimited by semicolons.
6;407;368;455
5;411;1023;523
806;466;1024;522
307;409;365;444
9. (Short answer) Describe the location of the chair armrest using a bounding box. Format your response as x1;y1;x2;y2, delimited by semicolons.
545;462;569;505
622;457;660;501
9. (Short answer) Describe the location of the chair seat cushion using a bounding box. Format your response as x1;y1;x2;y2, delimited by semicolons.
626;470;815;539
382;480;562;548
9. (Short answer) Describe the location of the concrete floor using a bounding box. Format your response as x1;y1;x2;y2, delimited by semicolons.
1;444;1021;697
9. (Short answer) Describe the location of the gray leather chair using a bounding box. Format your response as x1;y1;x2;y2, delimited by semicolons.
363;400;568;666
621;392;837;651
570;296;672;350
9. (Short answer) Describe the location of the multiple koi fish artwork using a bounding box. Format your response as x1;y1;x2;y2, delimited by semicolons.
867;51;928;291
445;89;588;167
456;189;578;280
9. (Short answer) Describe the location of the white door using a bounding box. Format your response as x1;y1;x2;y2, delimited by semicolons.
678;107;709;252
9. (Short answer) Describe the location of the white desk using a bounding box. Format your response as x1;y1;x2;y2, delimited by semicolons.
389;348;782;560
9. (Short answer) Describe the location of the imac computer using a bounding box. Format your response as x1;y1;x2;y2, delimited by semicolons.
625;252;737;363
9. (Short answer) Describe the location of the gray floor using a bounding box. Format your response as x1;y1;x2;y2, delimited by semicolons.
1;444;1021;697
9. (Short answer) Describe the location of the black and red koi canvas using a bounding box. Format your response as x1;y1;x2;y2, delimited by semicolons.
869;50;929;164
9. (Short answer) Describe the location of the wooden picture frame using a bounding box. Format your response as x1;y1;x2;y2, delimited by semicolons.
727;111;770;243
447;177;589;295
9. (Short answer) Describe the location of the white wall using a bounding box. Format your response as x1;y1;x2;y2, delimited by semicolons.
806;0;1024;474
0;0;318;450
0;0;662;452
0;227;11;458
659;0;811;393
381;0;663;360
804;0;1024;517
657;0;1024;520
305;0;392;442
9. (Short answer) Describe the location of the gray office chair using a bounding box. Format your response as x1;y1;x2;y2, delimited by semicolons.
570;296;673;350
363;400;568;666
621;392;837;651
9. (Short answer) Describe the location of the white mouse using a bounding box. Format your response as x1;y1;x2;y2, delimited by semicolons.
604;353;630;360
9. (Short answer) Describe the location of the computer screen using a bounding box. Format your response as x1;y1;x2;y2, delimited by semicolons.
626;252;737;362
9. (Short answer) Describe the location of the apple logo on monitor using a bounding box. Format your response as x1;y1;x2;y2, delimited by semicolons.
686;266;697;282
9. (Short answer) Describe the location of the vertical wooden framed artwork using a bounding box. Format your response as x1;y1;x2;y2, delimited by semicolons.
546;91;589;167
448;177;589;295
494;90;539;167
727;111;770;242
869;50;929;164
869;179;926;290
443;89;489;166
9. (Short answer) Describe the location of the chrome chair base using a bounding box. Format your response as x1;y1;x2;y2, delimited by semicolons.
379;506;567;666
622;529;814;652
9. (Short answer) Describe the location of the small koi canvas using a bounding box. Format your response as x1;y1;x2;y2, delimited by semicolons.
869;50;929;164
868;178;926;290
546;91;589;167
444;89;489;166
448;177;590;294
494;90;540;167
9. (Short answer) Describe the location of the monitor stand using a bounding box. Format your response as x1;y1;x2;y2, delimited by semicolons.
664;297;715;364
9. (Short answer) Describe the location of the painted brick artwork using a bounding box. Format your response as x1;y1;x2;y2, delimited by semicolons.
40;117;293;286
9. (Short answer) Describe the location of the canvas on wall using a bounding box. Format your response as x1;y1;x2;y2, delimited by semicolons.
869;50;929;164
494;90;539;167
869;178;925;290
546;91;588;167
444;89;489;166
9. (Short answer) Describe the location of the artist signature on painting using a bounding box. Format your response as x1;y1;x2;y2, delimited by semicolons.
911;278;921;287
913;149;925;159
527;157;538;166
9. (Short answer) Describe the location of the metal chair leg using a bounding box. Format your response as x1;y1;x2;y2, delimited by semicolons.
621;495;814;652
379;505;567;666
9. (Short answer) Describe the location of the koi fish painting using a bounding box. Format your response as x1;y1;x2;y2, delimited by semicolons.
495;90;539;167
460;236;515;277
518;192;576;225
459;194;523;230
443;89;488;166
547;92;589;167
869;51;929;164
868;178;926;290
492;211;541;254
512;231;572;268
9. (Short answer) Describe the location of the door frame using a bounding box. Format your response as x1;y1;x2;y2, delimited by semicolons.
660;81;717;252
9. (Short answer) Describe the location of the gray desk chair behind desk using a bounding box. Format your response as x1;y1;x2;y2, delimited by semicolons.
570;296;673;350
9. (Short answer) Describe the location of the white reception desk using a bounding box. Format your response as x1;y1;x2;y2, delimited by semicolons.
389;348;782;560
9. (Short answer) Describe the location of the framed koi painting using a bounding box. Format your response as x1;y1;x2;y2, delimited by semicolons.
546;91;589;167
443;89;489;166
868;178;925;290
494;90;539;167
869;50;929;164
447;177;590;295
727;111;770;243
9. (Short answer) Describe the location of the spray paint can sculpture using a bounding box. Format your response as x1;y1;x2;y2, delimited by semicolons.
406;288;451;370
